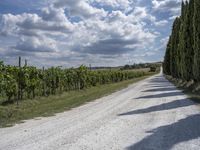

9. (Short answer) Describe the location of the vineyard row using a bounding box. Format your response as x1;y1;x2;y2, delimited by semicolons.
0;59;150;104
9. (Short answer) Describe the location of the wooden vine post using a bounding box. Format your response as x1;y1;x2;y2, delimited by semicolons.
17;56;21;106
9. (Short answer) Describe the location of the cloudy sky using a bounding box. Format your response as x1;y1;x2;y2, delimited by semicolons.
0;0;182;67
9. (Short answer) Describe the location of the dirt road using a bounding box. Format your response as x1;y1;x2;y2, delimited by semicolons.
1;72;200;150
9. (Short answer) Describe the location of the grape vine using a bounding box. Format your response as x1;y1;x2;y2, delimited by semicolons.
0;60;149;103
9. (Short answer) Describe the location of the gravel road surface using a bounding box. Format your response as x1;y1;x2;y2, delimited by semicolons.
1;72;200;150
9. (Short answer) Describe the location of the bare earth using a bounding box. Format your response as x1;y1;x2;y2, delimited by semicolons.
1;72;200;150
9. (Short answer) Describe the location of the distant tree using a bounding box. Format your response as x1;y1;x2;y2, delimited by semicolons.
150;66;157;72
123;65;130;70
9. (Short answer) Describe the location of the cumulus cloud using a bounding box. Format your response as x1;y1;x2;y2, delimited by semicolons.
13;36;58;53
90;0;131;10
0;0;180;67
152;0;181;15
155;19;168;26
80;38;139;55
53;0;107;19
0;12;74;38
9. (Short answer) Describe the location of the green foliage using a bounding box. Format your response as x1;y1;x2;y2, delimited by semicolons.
150;66;157;72
163;36;172;75
163;0;200;81
0;75;153;127
193;0;200;81
121;62;161;70
0;61;150;103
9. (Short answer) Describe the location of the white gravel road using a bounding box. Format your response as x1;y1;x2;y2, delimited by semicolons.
1;72;200;150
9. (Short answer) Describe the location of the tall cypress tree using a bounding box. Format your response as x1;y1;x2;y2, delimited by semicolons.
170;17;181;78
177;1;187;79
169;21;176;76
163;36;172;75
183;0;194;81
193;0;200;81
175;17;182;79
164;0;200;82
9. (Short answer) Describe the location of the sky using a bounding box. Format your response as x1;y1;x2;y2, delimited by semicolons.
0;0;182;67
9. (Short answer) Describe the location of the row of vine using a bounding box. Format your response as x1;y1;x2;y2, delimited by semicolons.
0;61;149;103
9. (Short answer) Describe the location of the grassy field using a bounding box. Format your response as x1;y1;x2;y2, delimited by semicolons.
0;73;155;128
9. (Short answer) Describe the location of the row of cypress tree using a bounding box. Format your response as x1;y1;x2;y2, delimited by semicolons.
163;0;200;81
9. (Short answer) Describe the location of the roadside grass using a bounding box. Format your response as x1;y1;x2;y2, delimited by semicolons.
165;75;200;103
0;73;155;128
181;90;200;103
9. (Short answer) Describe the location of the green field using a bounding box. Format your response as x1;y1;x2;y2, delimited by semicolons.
0;73;155;128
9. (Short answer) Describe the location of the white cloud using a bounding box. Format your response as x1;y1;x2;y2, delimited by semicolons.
0;13;74;36
155;19;169;26
0;0;168;67
152;0;181;15
53;0;107;19
13;36;58;53
90;0;131;10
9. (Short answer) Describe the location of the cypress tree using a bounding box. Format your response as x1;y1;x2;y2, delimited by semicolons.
175;17;182;79
170;17;181;78
177;1;188;80
183;0;194;81
169;22;176;76
188;0;195;80
163;36;172;75
164;0;200;82
193;0;200;81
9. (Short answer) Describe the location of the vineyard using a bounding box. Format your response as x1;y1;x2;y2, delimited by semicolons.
0;59;150;105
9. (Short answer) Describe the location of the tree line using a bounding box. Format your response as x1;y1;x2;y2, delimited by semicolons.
0;59;150;104
163;0;200;81
122;62;161;71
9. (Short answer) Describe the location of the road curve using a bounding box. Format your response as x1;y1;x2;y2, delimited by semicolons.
1;73;200;150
